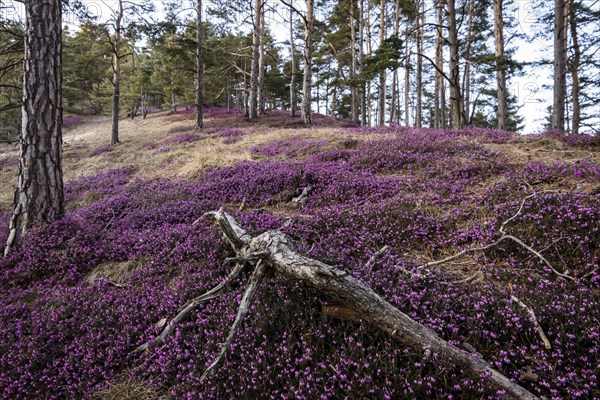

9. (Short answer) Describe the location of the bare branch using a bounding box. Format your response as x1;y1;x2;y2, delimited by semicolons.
511;295;552;350
132;261;247;353
201;260;268;381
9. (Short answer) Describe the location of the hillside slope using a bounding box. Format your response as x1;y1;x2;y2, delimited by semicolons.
0;109;598;399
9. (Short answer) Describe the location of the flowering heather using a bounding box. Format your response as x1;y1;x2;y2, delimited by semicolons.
153;145;173;154
540;128;599;147
0;125;598;399
89;146;114;157
219;128;245;144
162;133;201;145
251;138;329;159
63;116;83;126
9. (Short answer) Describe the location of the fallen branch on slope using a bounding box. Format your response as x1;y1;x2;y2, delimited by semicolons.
417;192;575;281
135;210;538;400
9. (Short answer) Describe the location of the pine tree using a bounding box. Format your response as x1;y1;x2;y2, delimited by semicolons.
5;0;64;256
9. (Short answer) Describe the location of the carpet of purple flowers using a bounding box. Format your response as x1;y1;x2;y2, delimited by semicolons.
0;114;598;399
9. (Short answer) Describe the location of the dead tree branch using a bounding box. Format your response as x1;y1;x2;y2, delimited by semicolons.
510;295;552;350
201;260;267;381
417;192;575;281
133;261;247;353
135;210;538;399
203;210;538;400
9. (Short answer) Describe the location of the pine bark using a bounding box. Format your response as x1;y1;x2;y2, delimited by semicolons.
447;0;465;128
377;0;386;126
359;0;367;126
350;0;359;124
111;0;123;145
5;0;64;256
494;0;507;130
414;0;423;128
568;0;580;135
249;0;260;119
434;0;445;129
404;28;410;126
195;0;204;130
258;8;266;115
463;0;475;124
290;6;296;117
301;0;314;125
552;0;567;131
390;0;401;125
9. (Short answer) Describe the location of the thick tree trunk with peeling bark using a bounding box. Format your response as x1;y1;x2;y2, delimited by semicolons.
137;210;538;400
5;0;64;256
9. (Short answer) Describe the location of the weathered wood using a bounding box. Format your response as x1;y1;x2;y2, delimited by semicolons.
205;210;539;400
5;0;64;256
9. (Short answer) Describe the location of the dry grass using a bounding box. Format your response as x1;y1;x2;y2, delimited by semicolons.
87;259;141;284
1;111;598;213
94;376;171;400
484;136;600;165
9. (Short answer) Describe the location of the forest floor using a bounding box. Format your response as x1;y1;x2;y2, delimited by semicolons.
0;108;598;399
1;108;597;209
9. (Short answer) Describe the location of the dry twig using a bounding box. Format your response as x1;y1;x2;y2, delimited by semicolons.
511;295;552;350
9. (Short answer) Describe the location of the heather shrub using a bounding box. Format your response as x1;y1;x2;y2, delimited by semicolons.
163;133;200;145
251;139;329;159
0;126;598;399
89;146;114;157
541;128;599;147
63;116;83;126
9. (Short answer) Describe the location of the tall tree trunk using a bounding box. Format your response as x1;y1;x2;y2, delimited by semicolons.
463;0;474;124
301;0;314;125
493;0;507;130
258;7;266;115
390;0;401;125
568;0;580;135
195;0;204;130
359;0;367;126
366;5;373;126
552;0;567;131
434;0;445;129
350;0;359;124
5;0;64;256
378;0;386;126
404;28;410;126
447;0;465;128
111;0;123;145
290;5;296;117
249;0;260;119
414;0;423;128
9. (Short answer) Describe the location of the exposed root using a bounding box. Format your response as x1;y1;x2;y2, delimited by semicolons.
201;260;267;381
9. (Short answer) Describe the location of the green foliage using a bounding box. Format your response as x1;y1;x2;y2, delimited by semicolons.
63;23;113;115
0;19;24;141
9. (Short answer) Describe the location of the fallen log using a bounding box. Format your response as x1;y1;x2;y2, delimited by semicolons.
137;209;538;400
